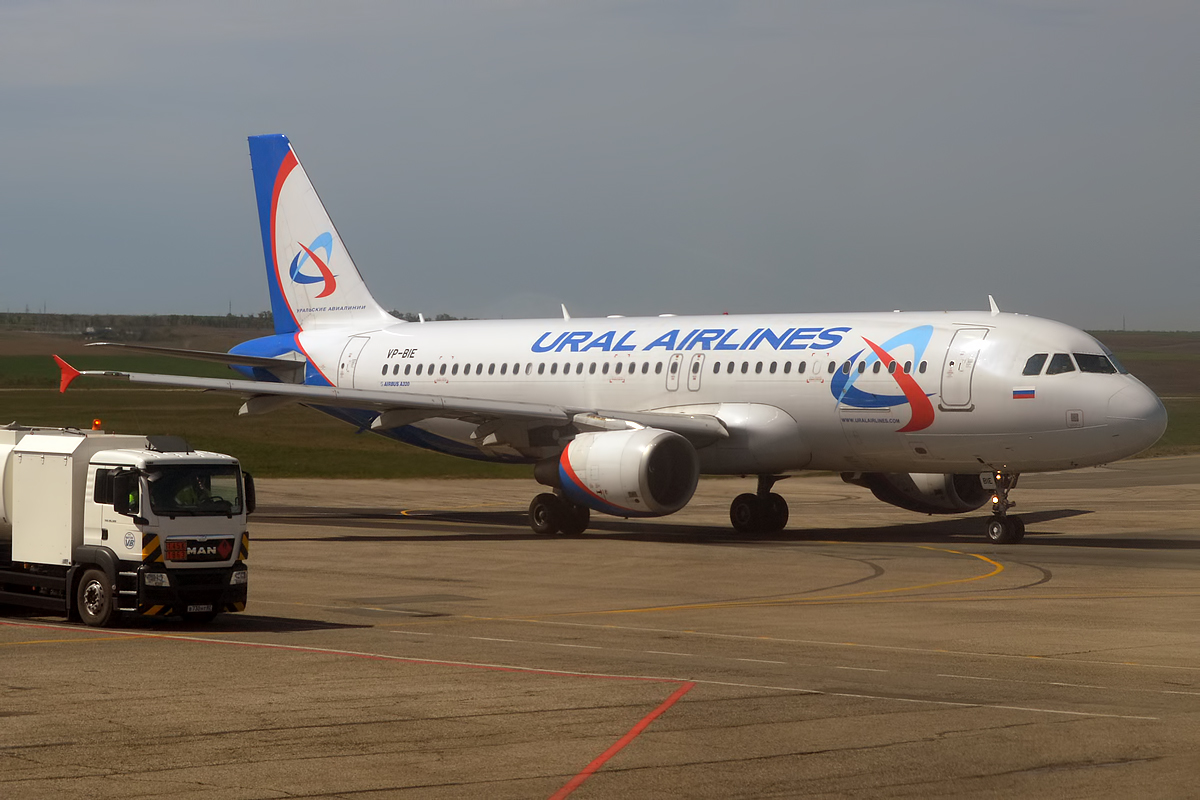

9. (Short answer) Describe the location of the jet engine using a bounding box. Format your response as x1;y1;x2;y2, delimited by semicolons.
545;428;700;517
842;472;990;515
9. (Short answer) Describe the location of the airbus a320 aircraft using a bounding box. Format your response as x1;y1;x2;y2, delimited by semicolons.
56;134;1167;544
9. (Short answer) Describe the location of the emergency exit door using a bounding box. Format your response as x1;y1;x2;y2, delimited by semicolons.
940;328;988;409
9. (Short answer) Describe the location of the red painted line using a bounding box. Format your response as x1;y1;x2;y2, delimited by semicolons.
548;680;696;800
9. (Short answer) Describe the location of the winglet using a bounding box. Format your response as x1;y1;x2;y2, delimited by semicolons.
53;355;81;393
988;295;1000;316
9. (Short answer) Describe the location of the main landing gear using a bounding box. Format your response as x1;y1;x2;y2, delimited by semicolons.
529;492;591;536
985;471;1025;544
729;475;789;534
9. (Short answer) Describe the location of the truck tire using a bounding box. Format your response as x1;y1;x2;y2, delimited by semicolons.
77;568;119;627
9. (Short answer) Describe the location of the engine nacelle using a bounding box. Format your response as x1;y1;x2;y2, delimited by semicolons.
842;472;990;515
554;429;700;517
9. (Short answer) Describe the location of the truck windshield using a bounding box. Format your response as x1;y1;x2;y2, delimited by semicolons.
147;465;242;516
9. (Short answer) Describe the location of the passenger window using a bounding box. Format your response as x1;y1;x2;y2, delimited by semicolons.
1074;353;1117;374
416;364;423;376
538;363;546;375
798;361;806;374
1046;353;1076;375
755;362;763;374
550;363;557;375
887;362;896;374
463;363;470;373
670;362;678;375
713;362;721;374
692;361;700;374
1023;354;1048;376
525;363;532;375
452;364;459;376
602;363;609;375
842;362;851;375
615;362;623;375
769;362;777;374
489;364;495;375
476;364;483;375
440;364;447;375
727;361;735;374
741;362;749;374
563;362;570;374
872;362;881;374
589;363;597;375
857;362;866;374
381;365;388;376
904;361;912;374
783;362;791;374
641;363;648;374
405;364;411;375
918;362;927;374
827;361;836;374
655;362;663;375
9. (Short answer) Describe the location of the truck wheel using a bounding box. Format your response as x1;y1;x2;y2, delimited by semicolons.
77;568;119;627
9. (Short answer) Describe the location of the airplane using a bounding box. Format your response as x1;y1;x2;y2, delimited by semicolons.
54;133;1168;544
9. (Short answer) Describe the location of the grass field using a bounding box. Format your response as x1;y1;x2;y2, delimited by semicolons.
2;331;1196;479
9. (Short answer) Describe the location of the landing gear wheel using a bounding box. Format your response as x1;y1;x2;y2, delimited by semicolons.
986;517;1024;545
76;568;118;628
762;493;789;533
730;493;760;533
529;493;564;535
558;503;590;536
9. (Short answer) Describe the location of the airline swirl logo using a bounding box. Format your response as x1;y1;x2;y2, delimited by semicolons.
289;232;338;298
831;325;935;432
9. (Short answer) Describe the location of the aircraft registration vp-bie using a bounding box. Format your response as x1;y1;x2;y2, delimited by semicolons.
55;134;1168;544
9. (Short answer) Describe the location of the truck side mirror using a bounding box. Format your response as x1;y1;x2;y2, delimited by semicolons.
112;471;136;516
243;471;256;515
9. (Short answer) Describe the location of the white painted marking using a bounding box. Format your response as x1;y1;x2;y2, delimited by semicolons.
835;666;888;673
646;650;694;657
736;658;786;665
471;637;519;643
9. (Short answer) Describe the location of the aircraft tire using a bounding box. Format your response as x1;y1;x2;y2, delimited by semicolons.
730;493;761;533
986;517;1022;545
763;493;789;533
558;503;590;536
529;493;564;535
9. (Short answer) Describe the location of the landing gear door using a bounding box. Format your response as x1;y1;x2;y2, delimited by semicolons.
337;335;371;388
940;328;988;410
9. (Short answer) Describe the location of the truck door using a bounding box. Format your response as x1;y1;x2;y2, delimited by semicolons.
337;336;371;388
940;328;988;410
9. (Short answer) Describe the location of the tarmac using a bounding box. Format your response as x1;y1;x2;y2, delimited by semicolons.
3;456;1199;798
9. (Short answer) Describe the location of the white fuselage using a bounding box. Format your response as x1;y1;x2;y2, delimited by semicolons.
283;309;1166;475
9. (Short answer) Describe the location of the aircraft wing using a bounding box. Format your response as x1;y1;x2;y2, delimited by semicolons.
53;357;729;446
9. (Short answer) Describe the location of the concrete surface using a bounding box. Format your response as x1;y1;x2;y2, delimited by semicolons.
3;457;1200;798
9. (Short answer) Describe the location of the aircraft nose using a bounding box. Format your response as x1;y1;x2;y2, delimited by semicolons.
1107;382;1168;453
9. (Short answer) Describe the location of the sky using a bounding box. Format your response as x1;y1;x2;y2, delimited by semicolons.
1;1;1197;330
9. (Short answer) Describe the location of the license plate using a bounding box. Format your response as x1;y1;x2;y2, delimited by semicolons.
187;604;213;614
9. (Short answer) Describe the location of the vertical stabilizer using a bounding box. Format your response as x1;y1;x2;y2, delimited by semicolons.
248;134;397;334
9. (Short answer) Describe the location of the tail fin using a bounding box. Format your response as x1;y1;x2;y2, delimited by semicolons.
248;134;396;334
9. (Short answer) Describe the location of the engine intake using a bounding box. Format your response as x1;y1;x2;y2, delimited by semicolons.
553;429;700;517
842;472;990;515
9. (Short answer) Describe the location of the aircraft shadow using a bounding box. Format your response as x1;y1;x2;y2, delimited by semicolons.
256;506;1200;550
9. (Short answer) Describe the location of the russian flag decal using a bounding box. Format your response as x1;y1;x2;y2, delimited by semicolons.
1013;387;1036;400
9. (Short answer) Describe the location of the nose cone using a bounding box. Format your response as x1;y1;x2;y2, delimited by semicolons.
1107;382;1168;456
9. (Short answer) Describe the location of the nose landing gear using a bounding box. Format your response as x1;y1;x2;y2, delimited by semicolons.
985;472;1025;544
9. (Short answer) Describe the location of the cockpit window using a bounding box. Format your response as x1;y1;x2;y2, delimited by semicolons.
1022;354;1048;376
1074;353;1117;374
1046;353;1076;375
1100;343;1129;374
